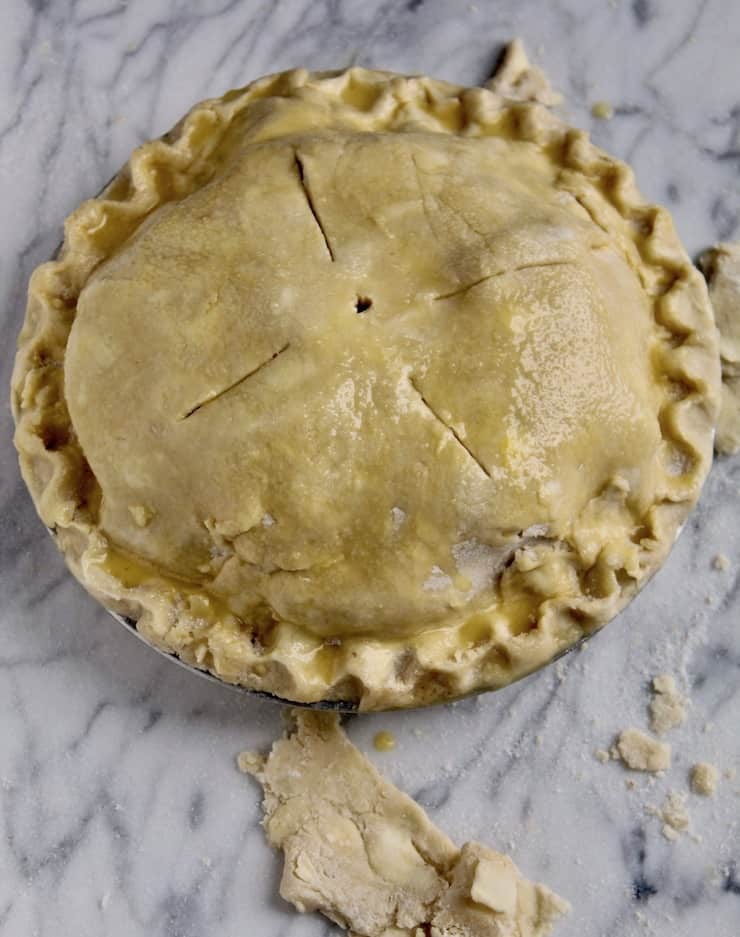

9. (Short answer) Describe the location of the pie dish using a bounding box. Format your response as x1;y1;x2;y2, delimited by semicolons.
12;65;721;710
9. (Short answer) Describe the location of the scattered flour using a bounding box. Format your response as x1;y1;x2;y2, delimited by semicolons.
328;378;364;436
390;506;407;531
597;674;730;842
423;565;454;592
451;539;500;596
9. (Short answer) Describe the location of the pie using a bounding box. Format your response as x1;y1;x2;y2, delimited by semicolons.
12;61;721;709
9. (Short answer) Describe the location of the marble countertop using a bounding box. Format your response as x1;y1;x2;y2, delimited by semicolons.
1;1;739;935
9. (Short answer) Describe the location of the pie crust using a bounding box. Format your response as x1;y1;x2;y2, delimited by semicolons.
699;242;740;455
12;65;721;709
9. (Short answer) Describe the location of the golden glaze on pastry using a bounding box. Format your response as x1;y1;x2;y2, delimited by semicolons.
12;66;721;708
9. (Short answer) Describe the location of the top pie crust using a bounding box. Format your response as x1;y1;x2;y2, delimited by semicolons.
12;65;720;709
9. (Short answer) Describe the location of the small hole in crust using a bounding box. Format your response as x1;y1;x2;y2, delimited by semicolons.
355;296;372;314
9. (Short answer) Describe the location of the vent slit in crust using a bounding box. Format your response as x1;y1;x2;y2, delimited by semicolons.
408;375;492;480
432;260;577;301
178;342;291;421
294;150;335;262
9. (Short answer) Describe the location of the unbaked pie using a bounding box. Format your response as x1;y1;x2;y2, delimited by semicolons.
12;61;721;709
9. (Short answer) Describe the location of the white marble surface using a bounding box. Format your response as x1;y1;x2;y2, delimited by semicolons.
1;1;739;935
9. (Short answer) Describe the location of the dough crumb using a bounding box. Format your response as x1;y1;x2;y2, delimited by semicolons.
699;242;740;454
651;673;676;695
240;711;570;937
690;762;719;797
595;749;611;764
649;674;687;735
236;750;264;774
591;100;614;120
650;790;690;840
486;38;563;107
712;552;730;571
615;728;671;773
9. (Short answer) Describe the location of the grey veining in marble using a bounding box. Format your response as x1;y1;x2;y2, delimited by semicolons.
1;1;739;936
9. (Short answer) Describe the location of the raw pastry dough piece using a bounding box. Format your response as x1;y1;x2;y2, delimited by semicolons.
700;242;740;454
690;762;719;797
647;790;690;841
649;673;686;735
615;727;671;772
713;552;731;571
241;711;570;937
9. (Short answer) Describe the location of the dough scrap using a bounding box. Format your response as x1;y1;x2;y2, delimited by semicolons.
648;674;687;735
615;727;671;773
690;762;719;797
699;242;740;454
240;711;570;937
486;39;563;106
712;552;730;571
647;790;690;841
